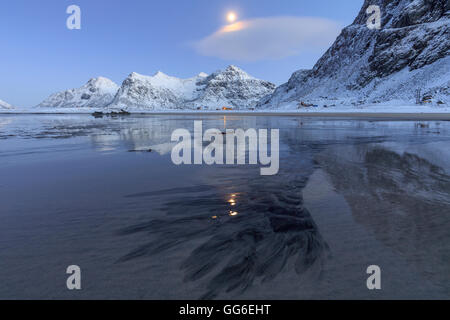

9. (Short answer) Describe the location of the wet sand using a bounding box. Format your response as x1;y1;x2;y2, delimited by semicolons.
0;114;449;299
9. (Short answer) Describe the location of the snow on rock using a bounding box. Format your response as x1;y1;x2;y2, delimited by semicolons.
110;65;275;110
109;71;206;110
36;77;119;109
187;65;276;110
258;0;450;109
0;99;14;109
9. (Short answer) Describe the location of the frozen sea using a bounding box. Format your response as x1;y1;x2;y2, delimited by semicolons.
0;114;449;299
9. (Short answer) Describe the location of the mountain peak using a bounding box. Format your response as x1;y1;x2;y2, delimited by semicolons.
224;65;250;76
208;65;255;81
153;71;170;78
37;77;119;109
226;65;242;72
87;77;118;88
129;72;144;78
0;99;14;109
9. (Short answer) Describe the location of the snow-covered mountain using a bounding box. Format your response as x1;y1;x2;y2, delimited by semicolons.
110;65;275;110
187;65;276;109
0;99;14;109
37;77;119;109
36;66;274;110
109;71;208;110
259;0;450;109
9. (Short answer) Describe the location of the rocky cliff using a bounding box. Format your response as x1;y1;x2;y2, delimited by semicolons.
259;0;450;108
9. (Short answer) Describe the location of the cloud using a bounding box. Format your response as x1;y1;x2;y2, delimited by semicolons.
193;16;342;61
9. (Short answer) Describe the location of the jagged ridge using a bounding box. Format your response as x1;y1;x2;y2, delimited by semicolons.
36;66;275;110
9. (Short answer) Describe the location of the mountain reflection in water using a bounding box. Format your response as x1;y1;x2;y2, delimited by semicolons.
317;145;450;290
0;114;449;299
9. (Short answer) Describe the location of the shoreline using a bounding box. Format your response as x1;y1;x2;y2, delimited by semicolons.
1;111;450;120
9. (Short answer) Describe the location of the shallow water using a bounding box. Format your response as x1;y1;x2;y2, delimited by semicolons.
0;114;449;299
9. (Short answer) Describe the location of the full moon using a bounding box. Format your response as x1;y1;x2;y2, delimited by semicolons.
227;12;237;23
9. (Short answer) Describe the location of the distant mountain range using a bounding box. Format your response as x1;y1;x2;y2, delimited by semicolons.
36;66;275;110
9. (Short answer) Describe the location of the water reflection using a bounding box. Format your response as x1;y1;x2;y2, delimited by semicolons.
317;144;450;290
119;146;329;298
1;114;449;299
110;117;449;298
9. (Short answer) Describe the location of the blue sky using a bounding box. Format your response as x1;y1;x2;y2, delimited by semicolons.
0;0;362;106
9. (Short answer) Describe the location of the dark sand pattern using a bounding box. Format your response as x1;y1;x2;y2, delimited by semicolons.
119;150;329;299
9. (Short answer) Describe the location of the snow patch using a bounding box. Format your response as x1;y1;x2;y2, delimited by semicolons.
0;99;14;109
